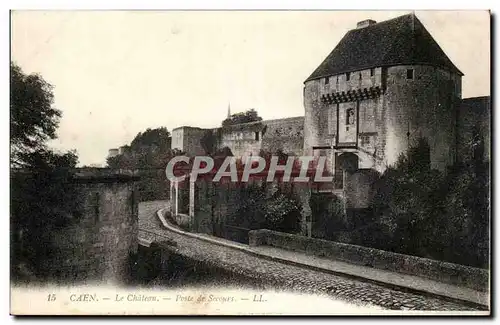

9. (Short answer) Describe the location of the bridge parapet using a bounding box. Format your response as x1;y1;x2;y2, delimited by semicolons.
138;228;177;249
248;229;489;292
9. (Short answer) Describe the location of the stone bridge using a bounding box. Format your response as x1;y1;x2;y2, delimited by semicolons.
137;201;488;312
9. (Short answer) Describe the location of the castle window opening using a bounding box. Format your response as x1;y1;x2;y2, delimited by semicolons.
128;190;136;215
91;192;101;223
359;73;362;80
370;68;375;77
346;108;355;125
255;131;260;141
325;77;329;84
346;72;351;81
407;69;414;80
361;135;370;146
336;76;339;85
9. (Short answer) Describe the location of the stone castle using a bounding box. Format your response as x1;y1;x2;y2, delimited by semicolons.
107;13;489;215
163;13;490;234
164;14;489;177
170;115;305;159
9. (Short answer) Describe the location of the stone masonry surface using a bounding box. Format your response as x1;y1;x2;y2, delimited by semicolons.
248;229;489;291
138;201;484;312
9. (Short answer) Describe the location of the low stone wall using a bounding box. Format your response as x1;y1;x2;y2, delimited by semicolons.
249;229;489;292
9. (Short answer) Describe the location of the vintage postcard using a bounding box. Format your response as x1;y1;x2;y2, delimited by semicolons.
9;10;491;316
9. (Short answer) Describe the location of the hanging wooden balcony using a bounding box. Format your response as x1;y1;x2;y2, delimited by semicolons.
321;86;383;104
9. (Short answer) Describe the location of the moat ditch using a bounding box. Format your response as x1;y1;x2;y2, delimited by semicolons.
130;244;268;290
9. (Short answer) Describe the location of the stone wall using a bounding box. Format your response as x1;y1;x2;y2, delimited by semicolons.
41;172;139;285
192;179;247;238
344;168;380;209
177;176;308;241
303;79;323;156
261;117;304;156
457;96;491;162
249;229;488;291
171;117;304;161
134;168;170;202
171;126;207;156
219;122;265;159
216;117;305;159
303;64;462;173
171;127;184;152
383;65;462;171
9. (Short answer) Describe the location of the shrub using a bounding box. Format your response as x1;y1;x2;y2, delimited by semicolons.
229;183;301;233
369;138;489;267
309;192;346;240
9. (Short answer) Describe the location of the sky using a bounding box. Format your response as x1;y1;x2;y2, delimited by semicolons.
11;10;490;166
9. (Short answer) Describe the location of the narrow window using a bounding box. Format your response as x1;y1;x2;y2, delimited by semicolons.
92;192;101;223
407;69;414;80
255;131;260;141
129;190;136;215
346;72;350;81
370;68;375;77
346;108;355;125
336;76;339;85
325;77;329;85
359;73;362;80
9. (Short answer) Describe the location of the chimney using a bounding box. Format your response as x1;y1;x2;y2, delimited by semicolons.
356;19;377;29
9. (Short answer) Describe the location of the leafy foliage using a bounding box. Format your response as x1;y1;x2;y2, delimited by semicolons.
10;62;62;167
310;193;346;239
229;183;301;233
258;148;289;164
222;108;262;127
107;127;173;170
106;127;183;201
130;127;171;151
10;62;81;279
366;138;490;267
265;193;301;231
435;160;490;266
107;127;179;171
12;150;80;229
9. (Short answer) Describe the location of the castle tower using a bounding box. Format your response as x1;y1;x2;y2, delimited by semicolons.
227;102;231;118
303;13;462;212
304;13;462;177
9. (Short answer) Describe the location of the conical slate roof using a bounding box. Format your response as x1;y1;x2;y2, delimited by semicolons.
305;14;463;83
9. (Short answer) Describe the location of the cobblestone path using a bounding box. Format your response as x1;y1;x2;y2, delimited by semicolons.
138;201;484;312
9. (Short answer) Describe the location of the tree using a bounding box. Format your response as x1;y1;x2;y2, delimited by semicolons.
371;139;443;255
368;137;490;267
227;183;301;234
130;127;171;151
106;127;173;170
106;127;184;201
222;108;262;127
10;62;62;167
10;62;81;280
